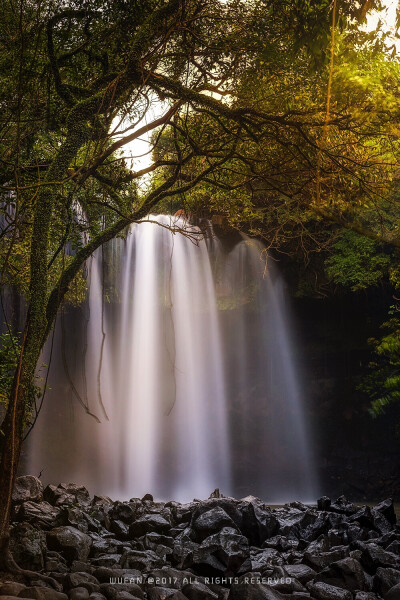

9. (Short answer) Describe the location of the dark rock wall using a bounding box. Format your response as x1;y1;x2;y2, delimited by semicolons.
290;288;400;501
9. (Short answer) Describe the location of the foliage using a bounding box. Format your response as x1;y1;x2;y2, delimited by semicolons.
0;331;40;427
325;230;391;291
360;305;400;416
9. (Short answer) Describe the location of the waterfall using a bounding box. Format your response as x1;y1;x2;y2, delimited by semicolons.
28;215;317;502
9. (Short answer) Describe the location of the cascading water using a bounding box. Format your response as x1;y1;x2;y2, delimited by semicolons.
27;215;317;502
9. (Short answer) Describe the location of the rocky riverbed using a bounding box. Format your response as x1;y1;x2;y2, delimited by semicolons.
1;476;400;600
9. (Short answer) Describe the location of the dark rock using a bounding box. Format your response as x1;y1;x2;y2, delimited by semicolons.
71;561;95;574
44;486;76;508
304;548;349;571
247;548;282;572
89;595;107;600
371;511;393;536
329;497;358;516
99;584;144;600
318;498;331;511
18;588;68;600
181;582;218;600
113;594;142;600
385;583;400;600
354;594;380;600
47;526;92;563
66;573;100;594
374;499;397;526
92;569;141;584
0;584;27;596
130;515;170;537
227;583;285;600
9;522;46;570
142;494;154;502
147;589;178;600
62;508;99;534
373;567;400;596
301;513;331;542
238;501;278;546
192;527;249;576
69;589;90;600
59;484;91;506
172;529;199;569
16;501;61;529
348;507;375;530
109;520;130;541
346;524;368;544
275;508;316;538
191;507;237;541
90;554;123;568
307;581;352;600
315;557;370;592
90;534;125;556
143;532;174;549
44;484;90;508
45;550;68;574
387;541;400;554
147;568;203;590
360;544;400;574
13;476;44;504
282;564;316;583
109;504;136;525
263;535;298;552
122;549;164;570
165;593;187;600
269;575;306;594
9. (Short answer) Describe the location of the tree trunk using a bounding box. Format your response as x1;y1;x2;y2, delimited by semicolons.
0;320;39;570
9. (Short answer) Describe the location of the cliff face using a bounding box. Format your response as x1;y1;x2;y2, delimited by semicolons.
291;289;400;500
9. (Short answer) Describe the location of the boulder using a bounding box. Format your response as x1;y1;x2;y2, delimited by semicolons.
283;564;316;583
122;549;164;570
315;557;370;592
373;567;400;597
191;527;249;576
191;507;237;541
90;554;123;568
108;503;136;525
304;548;349;571
44;484;90;508
360;544;400;574
385;583;400;600
9;522;46;570
47;526;92;563
16;501;61;529
18;588;68;600
147;589;178;600
374;499;397;526
0;584;27;596
65;573;100;594
181;582;218;600
307;581;352;600
92;568;141;584
329;497;358;516
238;501;278;546
318;497;332;511
227;584;285;600
130;515;170;537
69;589;90;600
99;584;144;600
13;476;44;504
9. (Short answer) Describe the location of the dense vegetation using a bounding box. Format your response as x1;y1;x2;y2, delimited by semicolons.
1;0;400;573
